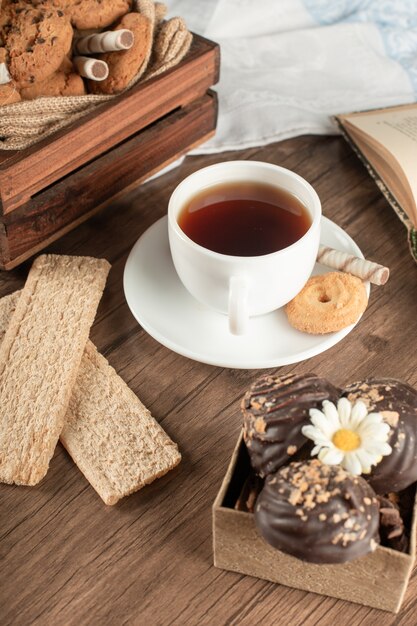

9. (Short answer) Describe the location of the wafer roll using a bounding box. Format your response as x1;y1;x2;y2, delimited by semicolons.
73;56;109;80
0;291;181;504
0;255;110;486
74;29;134;54
317;245;389;286
0;62;11;85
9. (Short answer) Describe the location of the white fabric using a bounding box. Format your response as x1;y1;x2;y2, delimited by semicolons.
165;0;416;153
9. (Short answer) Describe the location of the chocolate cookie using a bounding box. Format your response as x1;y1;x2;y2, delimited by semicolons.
255;459;380;564
0;1;15;46
4;6;73;87
343;378;417;494
67;0;131;30
33;0;131;30
20;69;85;100
89;11;153;95
242;373;340;477
0;81;21;106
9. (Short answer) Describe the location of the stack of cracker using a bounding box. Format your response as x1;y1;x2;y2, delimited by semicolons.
0;254;181;504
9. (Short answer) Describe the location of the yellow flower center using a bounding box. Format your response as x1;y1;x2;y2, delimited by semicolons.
332;428;361;452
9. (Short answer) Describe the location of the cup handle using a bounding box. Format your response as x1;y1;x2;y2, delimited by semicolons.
229;276;248;335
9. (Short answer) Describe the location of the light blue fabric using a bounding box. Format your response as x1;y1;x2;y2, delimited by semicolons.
303;0;417;90
166;0;416;152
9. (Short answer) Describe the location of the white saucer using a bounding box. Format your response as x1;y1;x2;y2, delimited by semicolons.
124;216;369;369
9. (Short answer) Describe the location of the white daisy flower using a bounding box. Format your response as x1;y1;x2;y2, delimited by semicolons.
301;398;392;475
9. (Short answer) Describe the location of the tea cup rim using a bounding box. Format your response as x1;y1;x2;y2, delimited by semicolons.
168;160;321;261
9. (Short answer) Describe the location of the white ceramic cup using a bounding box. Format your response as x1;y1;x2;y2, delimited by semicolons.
168;161;321;335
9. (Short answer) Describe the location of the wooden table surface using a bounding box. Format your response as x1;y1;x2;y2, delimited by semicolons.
1;134;416;626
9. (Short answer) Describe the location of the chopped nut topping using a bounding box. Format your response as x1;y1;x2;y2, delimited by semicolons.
254;417;267;434
381;410;399;428
369;388;384;403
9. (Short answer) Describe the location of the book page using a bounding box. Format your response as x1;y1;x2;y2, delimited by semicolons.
346;133;413;226
342;104;417;196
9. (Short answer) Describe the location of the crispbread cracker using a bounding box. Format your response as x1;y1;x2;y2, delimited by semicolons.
0;255;110;486
61;342;181;505
0;291;181;504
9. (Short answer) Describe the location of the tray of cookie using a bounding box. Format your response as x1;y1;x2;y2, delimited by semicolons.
0;0;220;269
213;374;417;613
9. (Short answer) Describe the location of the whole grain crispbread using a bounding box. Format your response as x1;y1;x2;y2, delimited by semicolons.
61;342;181;505
0;255;110;486
0;290;181;503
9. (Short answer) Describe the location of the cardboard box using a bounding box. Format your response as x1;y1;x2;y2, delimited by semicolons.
213;433;417;613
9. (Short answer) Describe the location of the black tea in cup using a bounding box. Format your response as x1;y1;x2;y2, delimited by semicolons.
177;181;311;256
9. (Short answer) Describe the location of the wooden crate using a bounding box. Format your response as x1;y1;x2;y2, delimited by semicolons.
0;34;219;269
213;433;417;614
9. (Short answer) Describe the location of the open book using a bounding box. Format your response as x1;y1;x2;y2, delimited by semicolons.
335;104;417;263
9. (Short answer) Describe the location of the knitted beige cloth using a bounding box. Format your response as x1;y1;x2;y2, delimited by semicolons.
0;0;192;150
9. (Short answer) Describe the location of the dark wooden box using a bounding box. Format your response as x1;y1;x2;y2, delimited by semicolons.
0;34;219;269
213;433;417;613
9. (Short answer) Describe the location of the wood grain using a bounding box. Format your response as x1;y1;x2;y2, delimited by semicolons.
0;92;217;269
0;34;220;214
0;134;417;625
0;34;219;269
